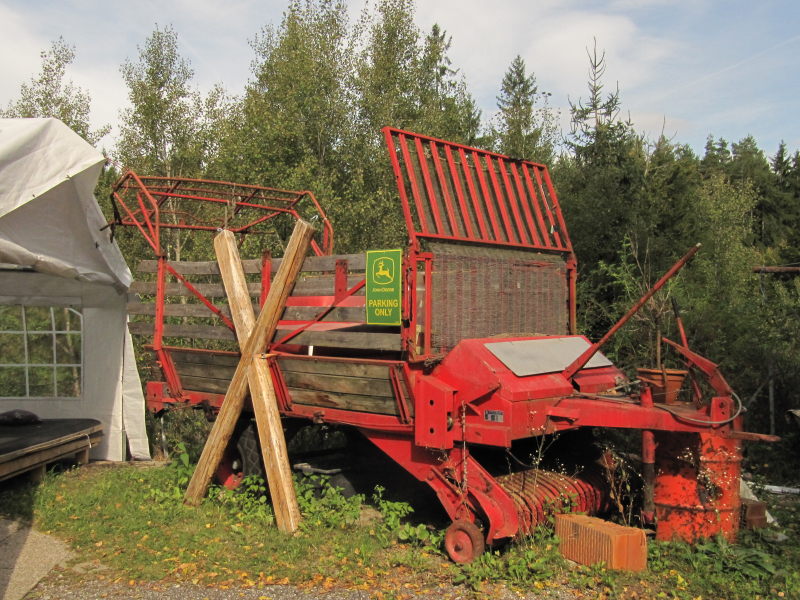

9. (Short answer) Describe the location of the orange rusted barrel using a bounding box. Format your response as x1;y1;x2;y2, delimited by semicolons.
654;432;741;542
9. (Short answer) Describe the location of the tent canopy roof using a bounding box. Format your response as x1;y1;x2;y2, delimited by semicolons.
0;118;130;289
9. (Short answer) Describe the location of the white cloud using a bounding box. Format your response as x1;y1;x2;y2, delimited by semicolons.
0;0;796;154
0;5;51;105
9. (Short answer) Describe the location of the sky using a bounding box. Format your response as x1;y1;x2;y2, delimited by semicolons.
1;0;798;158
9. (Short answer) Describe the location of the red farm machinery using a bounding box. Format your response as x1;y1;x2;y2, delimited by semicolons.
112;128;769;563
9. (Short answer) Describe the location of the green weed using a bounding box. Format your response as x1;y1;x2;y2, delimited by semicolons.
295;474;363;529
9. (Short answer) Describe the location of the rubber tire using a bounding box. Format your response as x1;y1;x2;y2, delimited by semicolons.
215;420;265;489
444;520;485;564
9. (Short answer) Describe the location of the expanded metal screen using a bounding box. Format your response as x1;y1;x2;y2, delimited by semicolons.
428;244;569;352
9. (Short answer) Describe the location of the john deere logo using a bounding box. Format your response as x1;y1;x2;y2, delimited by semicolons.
366;249;402;325
373;257;395;284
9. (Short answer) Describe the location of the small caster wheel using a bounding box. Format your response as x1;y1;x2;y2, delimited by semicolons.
444;519;485;564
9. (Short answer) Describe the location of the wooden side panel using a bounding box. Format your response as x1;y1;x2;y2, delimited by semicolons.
277;357;401;415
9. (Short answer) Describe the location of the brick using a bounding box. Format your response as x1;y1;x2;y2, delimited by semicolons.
740;498;768;530
555;514;647;571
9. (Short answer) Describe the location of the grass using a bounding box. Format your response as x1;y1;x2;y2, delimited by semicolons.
1;457;798;600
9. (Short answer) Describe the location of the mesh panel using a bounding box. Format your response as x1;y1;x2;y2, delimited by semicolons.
428;243;568;351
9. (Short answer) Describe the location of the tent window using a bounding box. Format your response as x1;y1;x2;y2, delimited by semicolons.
0;305;82;398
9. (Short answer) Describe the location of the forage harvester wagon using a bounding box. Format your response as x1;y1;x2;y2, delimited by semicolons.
111;128;771;562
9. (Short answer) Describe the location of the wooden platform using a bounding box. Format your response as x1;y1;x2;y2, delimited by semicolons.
0;419;103;482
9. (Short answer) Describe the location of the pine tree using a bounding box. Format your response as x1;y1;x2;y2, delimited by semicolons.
493;55;556;164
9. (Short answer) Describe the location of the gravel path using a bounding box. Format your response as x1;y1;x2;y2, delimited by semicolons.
27;573;373;600
24;565;563;600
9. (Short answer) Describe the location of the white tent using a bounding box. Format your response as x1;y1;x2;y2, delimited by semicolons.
0;118;149;460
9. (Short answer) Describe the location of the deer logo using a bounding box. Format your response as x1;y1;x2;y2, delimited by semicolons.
373;257;394;284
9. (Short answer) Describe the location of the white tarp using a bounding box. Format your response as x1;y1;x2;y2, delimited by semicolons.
0;118;149;460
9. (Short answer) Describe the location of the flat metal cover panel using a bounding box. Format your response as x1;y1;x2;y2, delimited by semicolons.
484;337;612;377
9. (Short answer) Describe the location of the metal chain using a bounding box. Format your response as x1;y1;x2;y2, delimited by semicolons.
460;402;468;502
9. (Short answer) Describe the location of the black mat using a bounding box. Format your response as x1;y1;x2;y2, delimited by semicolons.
0;419;102;458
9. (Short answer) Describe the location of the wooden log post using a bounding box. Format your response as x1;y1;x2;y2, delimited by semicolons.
214;229;301;532
183;221;314;519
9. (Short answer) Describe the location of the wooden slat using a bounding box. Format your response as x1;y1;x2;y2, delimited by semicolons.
281;306;365;322
292;275;365;296
179;375;231;395
128;302;232;318
277;357;389;379
131;280;364;299
137;259;263;275
288;388;397;415
132;321;400;350
129;303;366;323
130;281;262;297
275;330;401;351
282;371;393;397
284;253;365;272
173;362;236;381
129;321;236;341
168;349;240;367
138;254;367;276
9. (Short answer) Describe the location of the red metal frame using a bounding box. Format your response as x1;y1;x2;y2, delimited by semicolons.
111;171;333;255
383;127;573;254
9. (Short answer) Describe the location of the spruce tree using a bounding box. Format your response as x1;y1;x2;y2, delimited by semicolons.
493;55;556;164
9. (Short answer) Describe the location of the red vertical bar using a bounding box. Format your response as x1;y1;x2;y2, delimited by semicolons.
397;132;430;235
471;151;503;241
458;148;489;240
136;191;158;249
334;259;348;303
509;162;542;247
383;129;423;244
497;158;529;245
539;167;572;252
444;145;475;239
402;250;416;356
154;256;183;396
260;250;271;309
430;141;461;237
567;258;577;334
524;165;559;248
415;137;446;234
485;156;519;244
514;163;553;248
424;255;433;356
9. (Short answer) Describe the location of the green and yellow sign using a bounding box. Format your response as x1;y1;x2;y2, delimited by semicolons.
366;249;402;325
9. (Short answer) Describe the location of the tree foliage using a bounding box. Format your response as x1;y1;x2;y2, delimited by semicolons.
116;25;227;178
1;37;109;144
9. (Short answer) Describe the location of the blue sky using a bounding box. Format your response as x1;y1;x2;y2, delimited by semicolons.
1;0;798;157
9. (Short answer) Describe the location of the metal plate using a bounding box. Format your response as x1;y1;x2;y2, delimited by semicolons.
484;337;612;377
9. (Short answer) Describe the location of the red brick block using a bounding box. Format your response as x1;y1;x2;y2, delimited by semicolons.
740;498;768;529
555;514;647;572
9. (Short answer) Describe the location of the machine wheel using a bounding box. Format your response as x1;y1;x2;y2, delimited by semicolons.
444;520;485;564
215;420;264;490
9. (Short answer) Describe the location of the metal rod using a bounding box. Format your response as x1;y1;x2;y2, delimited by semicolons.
562;243;701;381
